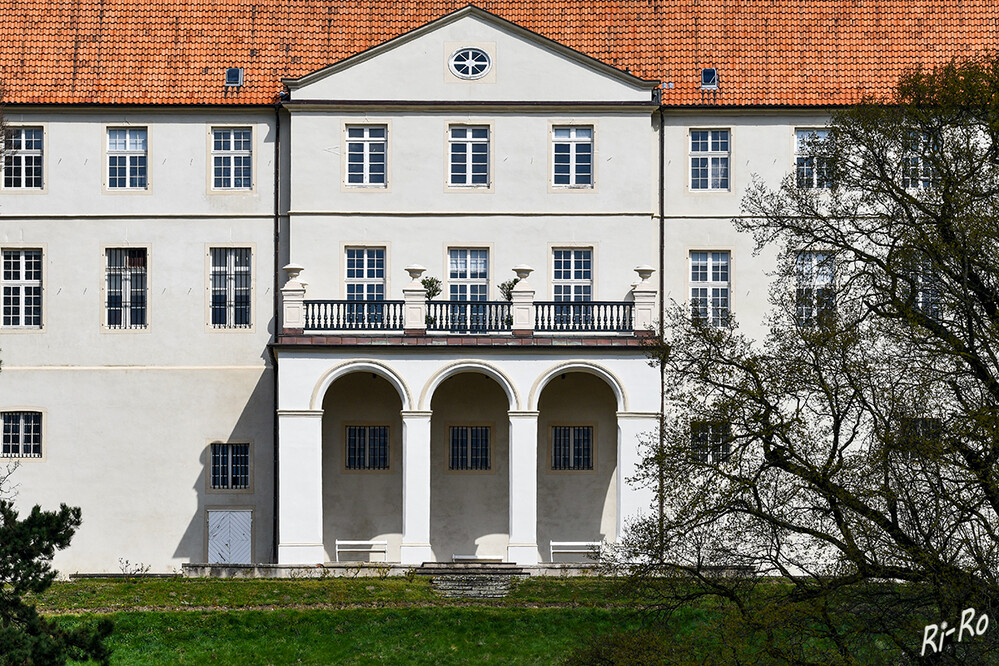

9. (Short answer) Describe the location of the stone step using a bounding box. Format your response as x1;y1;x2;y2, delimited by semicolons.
415;562;528;598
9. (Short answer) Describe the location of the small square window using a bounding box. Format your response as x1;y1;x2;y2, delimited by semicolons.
552;426;593;470
449;426;490;470
211;442;250;489
691;421;730;464
701;68;718;89
225;68;244;87
345;425;390;470
1;411;42;458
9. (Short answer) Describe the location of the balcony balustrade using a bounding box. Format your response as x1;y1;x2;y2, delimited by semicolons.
304;300;405;331
282;263;657;336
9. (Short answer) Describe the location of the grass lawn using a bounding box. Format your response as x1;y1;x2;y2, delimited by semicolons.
63;607;642;665
35;577;645;664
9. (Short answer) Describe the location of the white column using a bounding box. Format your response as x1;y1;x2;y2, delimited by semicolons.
402;265;428;335
400;410;433;564
277;410;326;564
616;412;660;542
508;410;540;565
510;265;535;338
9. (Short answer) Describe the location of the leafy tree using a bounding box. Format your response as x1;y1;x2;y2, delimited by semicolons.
0;474;113;665
617;56;999;664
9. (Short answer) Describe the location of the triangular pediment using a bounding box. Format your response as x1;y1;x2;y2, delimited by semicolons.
284;6;658;104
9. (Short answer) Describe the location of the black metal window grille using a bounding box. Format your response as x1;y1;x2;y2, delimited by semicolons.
211;442;250;489
3;128;43;189
346;426;389;470
210;247;252;328
552;426;593;470
1;411;42;458
449;426;490;470
106;248;147;329
2;249;42;328
691;421;731;464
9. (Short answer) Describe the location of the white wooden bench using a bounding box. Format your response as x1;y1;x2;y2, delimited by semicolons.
334;539;388;562
550;541;602;561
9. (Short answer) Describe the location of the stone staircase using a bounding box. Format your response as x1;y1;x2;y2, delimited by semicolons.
415;562;528;599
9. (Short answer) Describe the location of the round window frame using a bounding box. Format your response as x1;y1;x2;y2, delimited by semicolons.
448;47;492;80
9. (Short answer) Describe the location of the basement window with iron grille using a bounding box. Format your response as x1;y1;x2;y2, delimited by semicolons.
1;411;42;458
552;426;593;470
345;425;390;470
210;247;252;328
105;248;147;329
449;426;491;470
211;442;250;489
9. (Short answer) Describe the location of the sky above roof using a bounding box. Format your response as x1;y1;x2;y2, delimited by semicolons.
1;0;997;106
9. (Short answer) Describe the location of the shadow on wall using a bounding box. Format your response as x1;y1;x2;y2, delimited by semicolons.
537;372;617;563
173;370;275;564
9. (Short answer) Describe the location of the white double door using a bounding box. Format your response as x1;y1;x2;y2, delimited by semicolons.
207;510;252;564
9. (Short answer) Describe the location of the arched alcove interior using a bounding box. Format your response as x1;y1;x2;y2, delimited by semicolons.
536;371;618;562
321;372;403;562
429;372;510;561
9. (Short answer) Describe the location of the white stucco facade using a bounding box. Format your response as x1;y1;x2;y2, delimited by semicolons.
0;6;840;571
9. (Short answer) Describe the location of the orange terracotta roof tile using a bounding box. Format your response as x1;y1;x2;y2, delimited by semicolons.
0;1;997;107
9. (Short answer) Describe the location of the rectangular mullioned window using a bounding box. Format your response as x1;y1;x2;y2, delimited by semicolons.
449;126;489;187
691;421;731;464
3;128;43;189
552;426;593;470
1;411;42;458
449;426;490;470
211;442;250;489
210;248;252;328
346;125;387;186
105;248;147;329
690;251;730;326
795;129;833;189
345;425;389;470
212;128;252;189
552;126;593;187
2;249;42;328
107;128;148;189
795;251;835;327
690;129;729;190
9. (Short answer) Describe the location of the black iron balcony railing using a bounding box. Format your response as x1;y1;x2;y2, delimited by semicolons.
301;299;634;333
426;301;512;333
534;301;633;332
304;300;404;331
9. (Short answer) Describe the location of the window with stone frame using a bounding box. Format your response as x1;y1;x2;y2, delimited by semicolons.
691;420;731;464
2;249;42;329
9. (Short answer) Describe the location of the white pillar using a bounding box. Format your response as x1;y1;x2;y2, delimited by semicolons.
277;410;326;564
400;410;433;564
510;265;535;337
508;410;540;565
616;412;660;542
280;263;307;333
631;264;658;336
403;265;428;335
